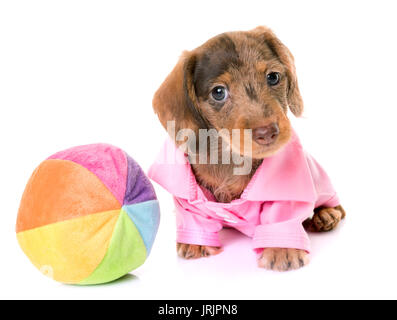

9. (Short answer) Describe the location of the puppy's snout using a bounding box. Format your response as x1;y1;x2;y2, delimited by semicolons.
252;123;279;145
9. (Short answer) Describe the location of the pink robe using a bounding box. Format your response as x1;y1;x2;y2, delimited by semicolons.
148;133;339;252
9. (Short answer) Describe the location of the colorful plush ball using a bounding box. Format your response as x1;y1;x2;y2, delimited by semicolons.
16;144;160;285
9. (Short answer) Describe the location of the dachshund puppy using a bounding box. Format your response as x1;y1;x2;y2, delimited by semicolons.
149;26;345;271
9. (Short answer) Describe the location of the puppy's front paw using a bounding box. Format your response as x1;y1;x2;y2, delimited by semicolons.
177;243;223;259
258;248;309;271
304;205;346;232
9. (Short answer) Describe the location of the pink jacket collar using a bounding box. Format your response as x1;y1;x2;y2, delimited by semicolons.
148;132;317;204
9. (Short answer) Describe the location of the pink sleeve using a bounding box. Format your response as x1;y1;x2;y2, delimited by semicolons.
305;152;341;208
253;202;312;252
174;197;223;247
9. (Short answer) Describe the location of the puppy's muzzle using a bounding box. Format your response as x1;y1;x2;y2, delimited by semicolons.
252;123;279;145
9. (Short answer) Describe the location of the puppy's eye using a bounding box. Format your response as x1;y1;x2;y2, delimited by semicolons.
267;72;280;86
211;86;228;102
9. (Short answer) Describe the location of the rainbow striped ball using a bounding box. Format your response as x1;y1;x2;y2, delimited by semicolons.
16;144;160;285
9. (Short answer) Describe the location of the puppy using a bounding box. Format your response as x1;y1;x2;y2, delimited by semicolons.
149;26;345;271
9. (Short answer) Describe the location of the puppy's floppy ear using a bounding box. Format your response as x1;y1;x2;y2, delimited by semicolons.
152;51;209;140
252;26;304;117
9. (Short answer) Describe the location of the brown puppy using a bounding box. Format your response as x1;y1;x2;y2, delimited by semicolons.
153;26;345;271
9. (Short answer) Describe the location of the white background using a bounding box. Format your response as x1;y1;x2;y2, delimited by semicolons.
1;0;396;300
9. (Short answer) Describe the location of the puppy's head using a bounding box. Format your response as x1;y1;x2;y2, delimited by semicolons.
153;26;303;159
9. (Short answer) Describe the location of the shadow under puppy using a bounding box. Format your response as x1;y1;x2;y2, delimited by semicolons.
148;26;345;271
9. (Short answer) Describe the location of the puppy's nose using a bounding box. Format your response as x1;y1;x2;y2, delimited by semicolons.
252;123;279;145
